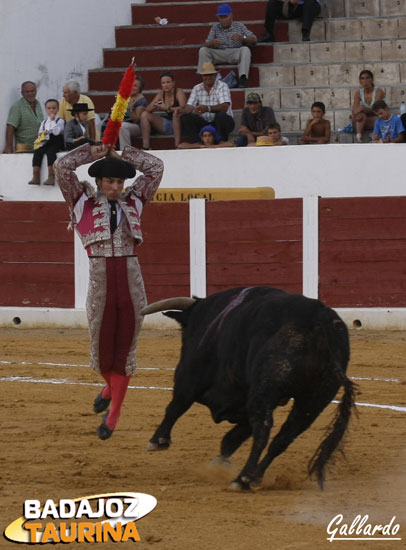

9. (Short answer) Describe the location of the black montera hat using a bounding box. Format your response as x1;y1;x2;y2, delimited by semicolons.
88;157;136;179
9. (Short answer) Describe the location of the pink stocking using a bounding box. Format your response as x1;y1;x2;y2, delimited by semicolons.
105;372;131;431
101;372;112;399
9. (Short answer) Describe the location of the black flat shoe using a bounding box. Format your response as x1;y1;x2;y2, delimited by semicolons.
93;389;111;413
259;32;274;43
97;413;114;440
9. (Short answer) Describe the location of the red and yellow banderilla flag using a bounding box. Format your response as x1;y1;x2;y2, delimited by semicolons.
102;58;136;147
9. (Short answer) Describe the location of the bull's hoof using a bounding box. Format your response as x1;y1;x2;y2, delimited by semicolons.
147;437;171;451
212;455;231;467
227;476;260;492
228;481;247;492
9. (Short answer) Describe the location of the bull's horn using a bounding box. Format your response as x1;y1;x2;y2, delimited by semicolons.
141;297;196;315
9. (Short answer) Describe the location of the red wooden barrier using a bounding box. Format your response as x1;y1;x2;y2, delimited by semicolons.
319;197;406;307
1;198;405;310
0;202;74;308
206;199;303;295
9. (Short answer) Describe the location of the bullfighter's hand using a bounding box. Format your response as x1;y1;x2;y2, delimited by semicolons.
90;144;108;160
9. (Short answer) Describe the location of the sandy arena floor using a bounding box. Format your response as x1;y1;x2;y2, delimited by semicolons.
1;327;405;549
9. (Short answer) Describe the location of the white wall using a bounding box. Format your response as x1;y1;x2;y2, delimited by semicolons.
0;0;144;152
0;143;404;202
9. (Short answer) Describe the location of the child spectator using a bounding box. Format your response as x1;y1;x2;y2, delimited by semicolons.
254;123;288;146
178;124;233;148
299;102;330;145
372;100;405;143
64;103;97;151
28;99;64;186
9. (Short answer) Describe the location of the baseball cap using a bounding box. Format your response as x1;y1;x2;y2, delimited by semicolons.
246;92;262;103
216;3;233;16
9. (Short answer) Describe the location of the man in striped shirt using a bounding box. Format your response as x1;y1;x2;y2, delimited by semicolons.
260;0;321;43
198;3;257;89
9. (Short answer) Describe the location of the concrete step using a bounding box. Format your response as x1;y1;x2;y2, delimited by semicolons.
259;60;406;88
271;108;351;132
103;43;274;68
125;129;362;150
246;84;406;110
89;66;260;91
288;15;406;42
347;0;406;17
131;1;268;26
274;38;406;64
135;0;406;18
115;21;287;47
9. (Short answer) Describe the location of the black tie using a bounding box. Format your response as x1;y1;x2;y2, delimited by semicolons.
109;200;118;233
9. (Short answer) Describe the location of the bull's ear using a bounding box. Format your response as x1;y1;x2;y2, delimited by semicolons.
163;310;187;326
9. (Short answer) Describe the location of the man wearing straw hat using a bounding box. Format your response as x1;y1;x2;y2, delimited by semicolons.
179;61;234;144
3;81;43;153
54;142;163;440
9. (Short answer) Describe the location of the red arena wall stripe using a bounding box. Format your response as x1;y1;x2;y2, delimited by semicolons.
0;202;74;308
138;203;190;303
319;197;406;308
206;199;303;296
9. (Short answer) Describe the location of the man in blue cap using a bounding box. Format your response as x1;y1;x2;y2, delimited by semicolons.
260;0;321;43
198;3;257;88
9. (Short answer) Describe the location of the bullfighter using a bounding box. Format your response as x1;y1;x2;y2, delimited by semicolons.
55;143;164;440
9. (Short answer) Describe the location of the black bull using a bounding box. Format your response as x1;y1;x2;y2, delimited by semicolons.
141;286;356;491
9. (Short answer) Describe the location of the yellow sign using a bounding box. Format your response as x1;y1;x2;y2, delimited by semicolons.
151;187;275;202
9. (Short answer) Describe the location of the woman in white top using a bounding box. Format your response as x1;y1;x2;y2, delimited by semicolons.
352;70;385;143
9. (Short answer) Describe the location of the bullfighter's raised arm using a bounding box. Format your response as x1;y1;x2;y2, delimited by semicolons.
54;144;104;208
121;146;164;204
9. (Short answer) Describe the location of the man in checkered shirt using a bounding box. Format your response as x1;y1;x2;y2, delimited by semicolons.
178;62;235;144
198;3;257;89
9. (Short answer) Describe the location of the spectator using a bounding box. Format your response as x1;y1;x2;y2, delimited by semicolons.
260;0;321;43
401;111;406;137
372;100;405;143
179;62;235;144
178;124;234;148
299;101;330;144
59;80;99;141
64;103;97;150
198;3;257;88
252;122;288;146
237;92;276;146
352;70;385;143
28;99;65;186
4;81;43;153
118;76;147;150
140;72;186;149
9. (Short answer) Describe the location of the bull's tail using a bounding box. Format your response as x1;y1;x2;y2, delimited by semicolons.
308;376;357;489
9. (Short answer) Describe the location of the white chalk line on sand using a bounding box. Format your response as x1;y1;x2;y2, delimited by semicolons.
0;359;174;371
0;375;172;392
0;360;402;384
1;375;405;413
